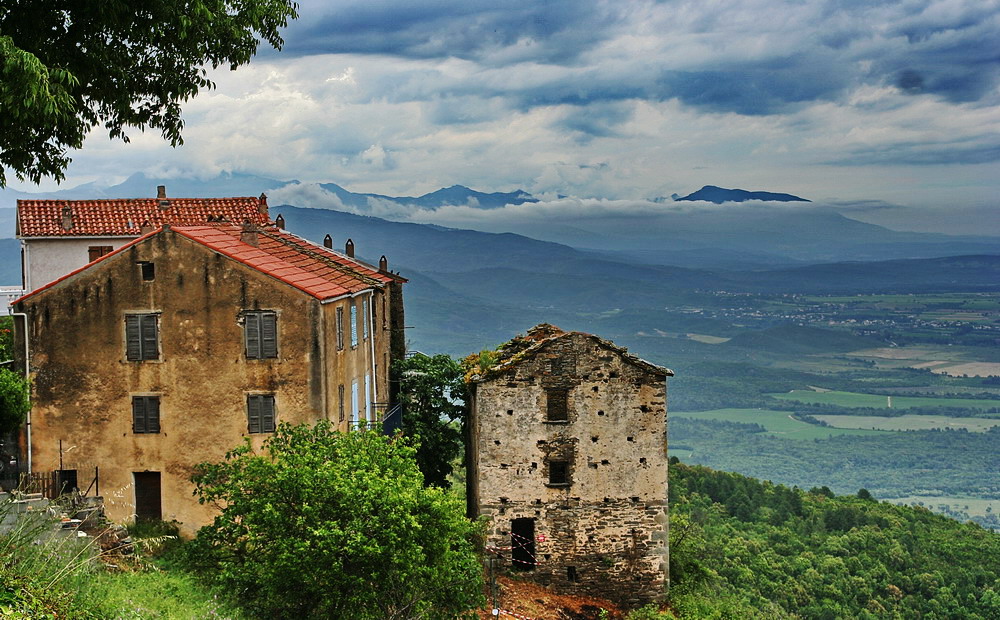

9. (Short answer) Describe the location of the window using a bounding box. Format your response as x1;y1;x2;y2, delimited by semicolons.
132;396;161;434
350;302;358;348
338;384;345;421
362;298;369;340
125;314;159;361
247;394;276;433
546;389;568;422
139;261;155;281
336;307;344;350
351;381;359;423
244;311;277;359
88;246;112;262
548;460;569;485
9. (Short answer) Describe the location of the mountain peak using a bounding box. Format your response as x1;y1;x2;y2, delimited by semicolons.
675;185;810;204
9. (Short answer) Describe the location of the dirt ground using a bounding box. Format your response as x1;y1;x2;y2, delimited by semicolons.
475;575;626;620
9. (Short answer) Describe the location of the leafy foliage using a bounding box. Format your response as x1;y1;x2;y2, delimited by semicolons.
0;0;298;186
668;462;1000;618
394;353;467;487
0;367;29;436
189;422;484;619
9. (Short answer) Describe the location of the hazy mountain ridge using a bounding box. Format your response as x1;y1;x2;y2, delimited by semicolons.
673;184;810;203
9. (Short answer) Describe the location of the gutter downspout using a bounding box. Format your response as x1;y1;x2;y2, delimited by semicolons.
368;292;378;422
10;311;30;472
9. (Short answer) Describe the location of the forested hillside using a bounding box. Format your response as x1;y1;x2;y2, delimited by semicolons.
668;462;1000;618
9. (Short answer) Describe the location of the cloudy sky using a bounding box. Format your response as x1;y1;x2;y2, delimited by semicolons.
10;0;1000;234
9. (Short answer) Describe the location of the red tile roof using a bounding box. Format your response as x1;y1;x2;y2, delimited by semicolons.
16;197;270;237
15;223;399;305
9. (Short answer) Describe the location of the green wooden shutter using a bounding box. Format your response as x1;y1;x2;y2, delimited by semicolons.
147;397;160;433
140;315;158;360
132;397;145;432
248;396;261;433
245;313;261;358
125;316;141;361
261;396;276;433
261;313;277;358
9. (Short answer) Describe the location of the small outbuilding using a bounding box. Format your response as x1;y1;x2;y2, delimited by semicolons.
467;324;672;607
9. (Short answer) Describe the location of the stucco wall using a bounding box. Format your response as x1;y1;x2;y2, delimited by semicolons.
18;229;387;535
470;332;668;606
22;237;134;292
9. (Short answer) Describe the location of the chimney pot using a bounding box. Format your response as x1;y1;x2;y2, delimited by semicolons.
379;255;388;272
323;234;333;249
157;185;166;199
60;206;74;231
275;214;285;230
345;238;355;258
241;221;259;247
258;193;268;216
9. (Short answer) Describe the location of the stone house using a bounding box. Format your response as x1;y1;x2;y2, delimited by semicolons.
15;186;271;293
467;324;672;606
12;220;405;535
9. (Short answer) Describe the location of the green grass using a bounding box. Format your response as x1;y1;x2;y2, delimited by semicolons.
771;390;1000;411
673;409;880;439
882;496;999;518
82;569;245;619
813;414;1000;432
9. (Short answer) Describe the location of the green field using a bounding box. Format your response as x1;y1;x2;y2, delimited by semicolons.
672;409;880;439
813;414;1000;432
882;495;999;519
771;390;1000;412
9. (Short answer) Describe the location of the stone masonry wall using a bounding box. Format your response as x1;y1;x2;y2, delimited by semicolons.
472;331;668;607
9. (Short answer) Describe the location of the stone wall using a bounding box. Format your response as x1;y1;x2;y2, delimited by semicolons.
470;330;669;607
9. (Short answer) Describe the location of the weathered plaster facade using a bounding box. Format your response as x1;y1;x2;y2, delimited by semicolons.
468;325;672;607
14;225;404;536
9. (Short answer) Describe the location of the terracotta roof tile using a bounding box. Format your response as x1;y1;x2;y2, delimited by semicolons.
17;223;401;305
16;197;270;237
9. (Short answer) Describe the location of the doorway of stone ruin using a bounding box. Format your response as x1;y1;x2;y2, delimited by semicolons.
511;517;536;570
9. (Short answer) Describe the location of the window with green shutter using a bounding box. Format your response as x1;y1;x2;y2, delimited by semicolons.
132;396;160;434
244;311;278;359
125;314;159;361
247;394;276;434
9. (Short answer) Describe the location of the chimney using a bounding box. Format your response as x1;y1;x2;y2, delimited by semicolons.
60;206;74;231
241;221;259;247
275;214;285;229
379;255;388;272
258;193;269;216
345;238;355;258
323;234;333;249
157;185;170;209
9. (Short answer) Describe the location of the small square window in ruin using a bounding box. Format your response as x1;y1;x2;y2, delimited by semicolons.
138;261;154;281
545;389;568;422
548;460;569;486
567;566;579;583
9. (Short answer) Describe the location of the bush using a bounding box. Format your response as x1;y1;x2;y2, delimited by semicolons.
189;421;484;619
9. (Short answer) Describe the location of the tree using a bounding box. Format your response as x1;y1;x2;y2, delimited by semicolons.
190;422;484;619
0;0;298;186
0;368;29;436
393;353;467;487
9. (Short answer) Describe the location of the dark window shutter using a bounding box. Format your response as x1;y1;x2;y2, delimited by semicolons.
132;397;145;433
336;307;344;350
261;313;277;358
245;313;261;358
89;247;102;262
140;315;158;360
261;396;276;433
147;397;160;433
248;396;261;434
126;315;142;361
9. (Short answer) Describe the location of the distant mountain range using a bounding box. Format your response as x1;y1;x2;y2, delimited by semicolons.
672;185;810;204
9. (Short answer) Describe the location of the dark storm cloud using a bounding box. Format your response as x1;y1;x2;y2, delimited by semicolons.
271;0;1000;116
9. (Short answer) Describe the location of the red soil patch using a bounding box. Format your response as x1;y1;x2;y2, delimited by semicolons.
476;575;625;620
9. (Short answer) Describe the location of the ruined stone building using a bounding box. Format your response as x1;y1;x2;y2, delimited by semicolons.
467;325;672;606
13;210;405;535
